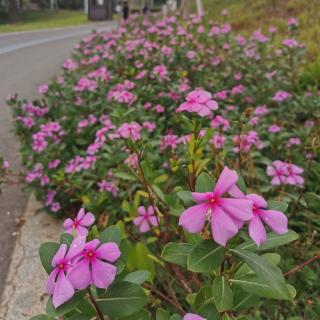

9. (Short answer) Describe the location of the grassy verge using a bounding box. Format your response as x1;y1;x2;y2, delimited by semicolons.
0;10;89;33
194;0;320;61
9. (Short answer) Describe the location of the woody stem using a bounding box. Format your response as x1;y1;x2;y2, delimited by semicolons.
87;287;105;320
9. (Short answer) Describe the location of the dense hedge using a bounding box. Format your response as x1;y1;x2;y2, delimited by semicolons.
9;13;320;319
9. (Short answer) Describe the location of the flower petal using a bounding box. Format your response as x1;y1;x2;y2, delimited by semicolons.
95;242;121;263
91;259;117;289
219;198;253;221
259;209;288;234
139;220;150;233
63;218;74;230
249;215;267;246
191;192;213;203
65;236;86;261
133;216;144;226
247;194;267;208
46;268;59;295
214;167;238;196
52;244;67;267
149;216;158;226
211;205;239;246
178;203;208;233
77;208;85;220
137;206;147;216
183;314;206;320
67;259;91;289
80;212;95;226
75;225;89;237
228;185;245;198
52;272;75;308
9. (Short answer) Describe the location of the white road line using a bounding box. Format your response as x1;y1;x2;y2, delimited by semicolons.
0;26;111;55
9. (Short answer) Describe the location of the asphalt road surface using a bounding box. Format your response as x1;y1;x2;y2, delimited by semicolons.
0;21;115;300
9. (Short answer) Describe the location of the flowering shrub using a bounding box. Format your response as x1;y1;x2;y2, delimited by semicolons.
8;12;320;319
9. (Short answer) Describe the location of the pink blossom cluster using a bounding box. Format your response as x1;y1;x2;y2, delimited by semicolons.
179;167;288;246
267;160;304;186
47;209;120;308
232;130;263;153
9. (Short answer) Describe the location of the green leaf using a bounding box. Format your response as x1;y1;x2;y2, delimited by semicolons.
170;315;183;320
187;240;225;273
267;200;288;212
123;270;151;284
304;192;320;211
127;243;155;279
198;303;221;320
100;225;121;245
230;276;291;300
236;230;299;252
233;288;260;311
120;309;151;320
161;243;193;267
30;316;50;320
230;249;291;300
177;191;195;207
60;233;73;246
212;276;233;312
46;290;85;317
156;308;170;320
97;281;147;318
236;172;246;193
39;242;59;274
195;172;214;192
115;172;137;181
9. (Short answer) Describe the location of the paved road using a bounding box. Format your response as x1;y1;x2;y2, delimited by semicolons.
0;21;115;300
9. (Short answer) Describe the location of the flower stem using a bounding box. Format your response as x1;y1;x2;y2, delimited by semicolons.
87;287;105;320
284;254;320;277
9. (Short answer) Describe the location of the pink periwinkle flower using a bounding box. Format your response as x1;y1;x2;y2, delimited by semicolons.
63;208;95;236
176;90;218;118
134;206;158;233
268;124;281;133
272;90;292;102
67;239;120;290
39;84;48;95
184;314;205;320
266;161;288;186
46;237;86;308
230;187;288;245
211;133;226;149
286;163;304;185
179;167;253;246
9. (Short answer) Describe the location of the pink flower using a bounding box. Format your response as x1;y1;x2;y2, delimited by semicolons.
176;90;218;117
230;187;288;245
266;161;287;186
286;163;304;185
134;206;158;233
179;167;253;246
283;38;299;48
211;133;226;149
39;84;48;95
268;124;281;133
272;90;292;102
184;314;205;320
67;239;120;290
63;208;95;236
46;237;86;308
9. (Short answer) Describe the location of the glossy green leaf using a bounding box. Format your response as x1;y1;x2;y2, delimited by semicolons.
236;230;299;252
161;242;193;267
195;172;214;192
267;200;288;212
188;240;225;273
97;281;147;318
212;276;233;312
230;249;291;300
156;308;170;320
99;225;121;245
123;270;151;284
39;242;59;274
